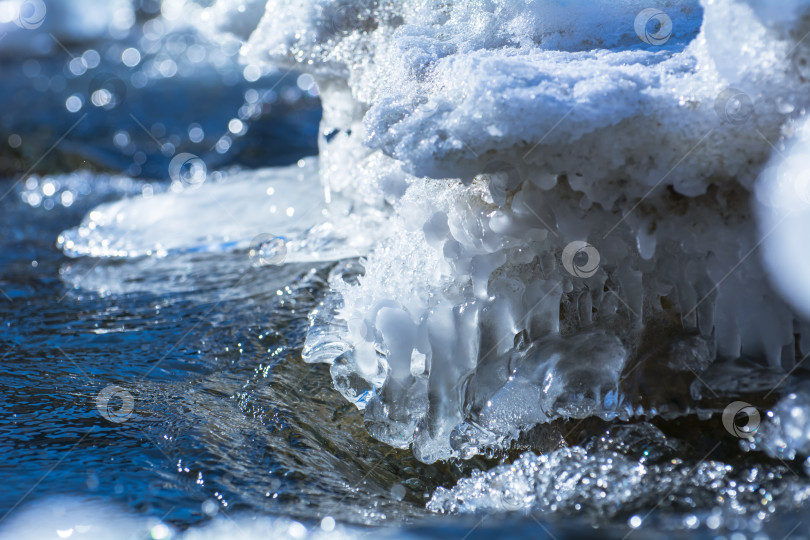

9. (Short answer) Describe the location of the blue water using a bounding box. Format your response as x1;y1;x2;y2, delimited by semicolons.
0;6;499;529
0;126;538;538
2;4;810;540
0;160;444;528
0;7;435;530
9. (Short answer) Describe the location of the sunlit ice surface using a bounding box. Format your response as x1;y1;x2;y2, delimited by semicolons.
4;1;810;539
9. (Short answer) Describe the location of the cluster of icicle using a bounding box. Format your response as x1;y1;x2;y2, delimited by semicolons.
182;0;810;464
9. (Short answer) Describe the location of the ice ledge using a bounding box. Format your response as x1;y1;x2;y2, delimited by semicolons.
186;0;810;463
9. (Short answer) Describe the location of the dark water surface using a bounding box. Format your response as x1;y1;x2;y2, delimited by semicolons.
0;177;449;528
0;8;470;535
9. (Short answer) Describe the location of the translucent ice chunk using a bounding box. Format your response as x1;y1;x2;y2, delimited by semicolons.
753;387;810;461
58;159;385;263
477;332;627;433
429;423;810;519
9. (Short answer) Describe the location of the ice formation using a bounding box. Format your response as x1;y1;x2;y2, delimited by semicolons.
250;0;810;463
63;0;810;469
57;159;386;263
427;422;810;518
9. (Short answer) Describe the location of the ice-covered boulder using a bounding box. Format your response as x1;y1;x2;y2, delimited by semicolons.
182;0;810;463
